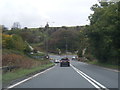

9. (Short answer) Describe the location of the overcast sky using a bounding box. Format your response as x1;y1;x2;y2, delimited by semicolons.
0;0;99;28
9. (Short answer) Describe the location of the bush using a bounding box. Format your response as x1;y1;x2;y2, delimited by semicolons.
2;34;14;49
12;35;26;51
2;34;30;52
2;54;43;69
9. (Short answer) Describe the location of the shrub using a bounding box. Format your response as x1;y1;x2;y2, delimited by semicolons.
12;35;26;51
2;54;42;69
2;34;30;52
2;34;14;49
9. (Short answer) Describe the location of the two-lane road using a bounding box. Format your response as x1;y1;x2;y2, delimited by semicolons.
13;64;94;88
7;55;119;89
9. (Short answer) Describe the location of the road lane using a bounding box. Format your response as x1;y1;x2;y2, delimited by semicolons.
71;64;108;89
13;63;94;88
70;59;118;88
51;55;118;88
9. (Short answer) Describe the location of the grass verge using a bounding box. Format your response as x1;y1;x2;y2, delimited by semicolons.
3;62;54;85
87;60;119;70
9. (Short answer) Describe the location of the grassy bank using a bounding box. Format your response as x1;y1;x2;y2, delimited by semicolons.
87;60;119;70
3;63;54;84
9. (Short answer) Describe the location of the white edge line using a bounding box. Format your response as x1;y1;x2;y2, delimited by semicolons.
7;65;56;89
70;64;109;90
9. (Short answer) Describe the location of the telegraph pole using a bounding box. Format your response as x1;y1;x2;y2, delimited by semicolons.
64;36;68;57
45;22;49;59
66;38;67;55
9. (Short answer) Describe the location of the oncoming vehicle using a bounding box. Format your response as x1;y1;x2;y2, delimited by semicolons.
72;56;78;60
54;59;59;63
72;56;76;60
60;57;70;67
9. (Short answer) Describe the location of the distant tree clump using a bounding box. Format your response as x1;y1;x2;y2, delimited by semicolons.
48;29;80;53
11;22;21;30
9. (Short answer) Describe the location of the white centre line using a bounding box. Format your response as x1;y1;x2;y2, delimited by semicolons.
7;65;56;89
70;64;109;90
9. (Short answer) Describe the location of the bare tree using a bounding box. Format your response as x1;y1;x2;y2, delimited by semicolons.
11;22;21;30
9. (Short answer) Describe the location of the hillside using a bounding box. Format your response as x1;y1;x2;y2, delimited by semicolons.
3;26;84;53
2;32;54;85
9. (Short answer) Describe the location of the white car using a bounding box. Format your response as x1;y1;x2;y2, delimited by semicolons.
54;59;59;63
72;56;76;60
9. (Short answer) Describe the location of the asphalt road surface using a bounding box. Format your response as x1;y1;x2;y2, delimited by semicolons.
7;55;119;89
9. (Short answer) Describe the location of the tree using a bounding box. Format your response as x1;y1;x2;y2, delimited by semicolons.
19;32;36;43
2;34;27;51
48;29;80;53
77;28;89;57
87;2;119;64
2;34;14;49
11;22;21;30
24;27;28;29
45;22;49;30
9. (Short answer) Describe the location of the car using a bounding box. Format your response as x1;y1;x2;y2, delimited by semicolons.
54;59;59;63
60;57;70;67
72;56;76;60
72;56;78;60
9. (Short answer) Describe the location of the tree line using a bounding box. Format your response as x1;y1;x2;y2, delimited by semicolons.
77;1;120;65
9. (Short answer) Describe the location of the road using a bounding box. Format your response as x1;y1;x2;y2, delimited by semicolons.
7;55;119;89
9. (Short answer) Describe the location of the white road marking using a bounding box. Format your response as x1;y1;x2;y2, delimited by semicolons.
7;65;56;89
70;64;109;90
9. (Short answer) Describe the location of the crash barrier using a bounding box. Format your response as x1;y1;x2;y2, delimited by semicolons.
31;55;49;59
31;56;45;59
1;66;19;73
